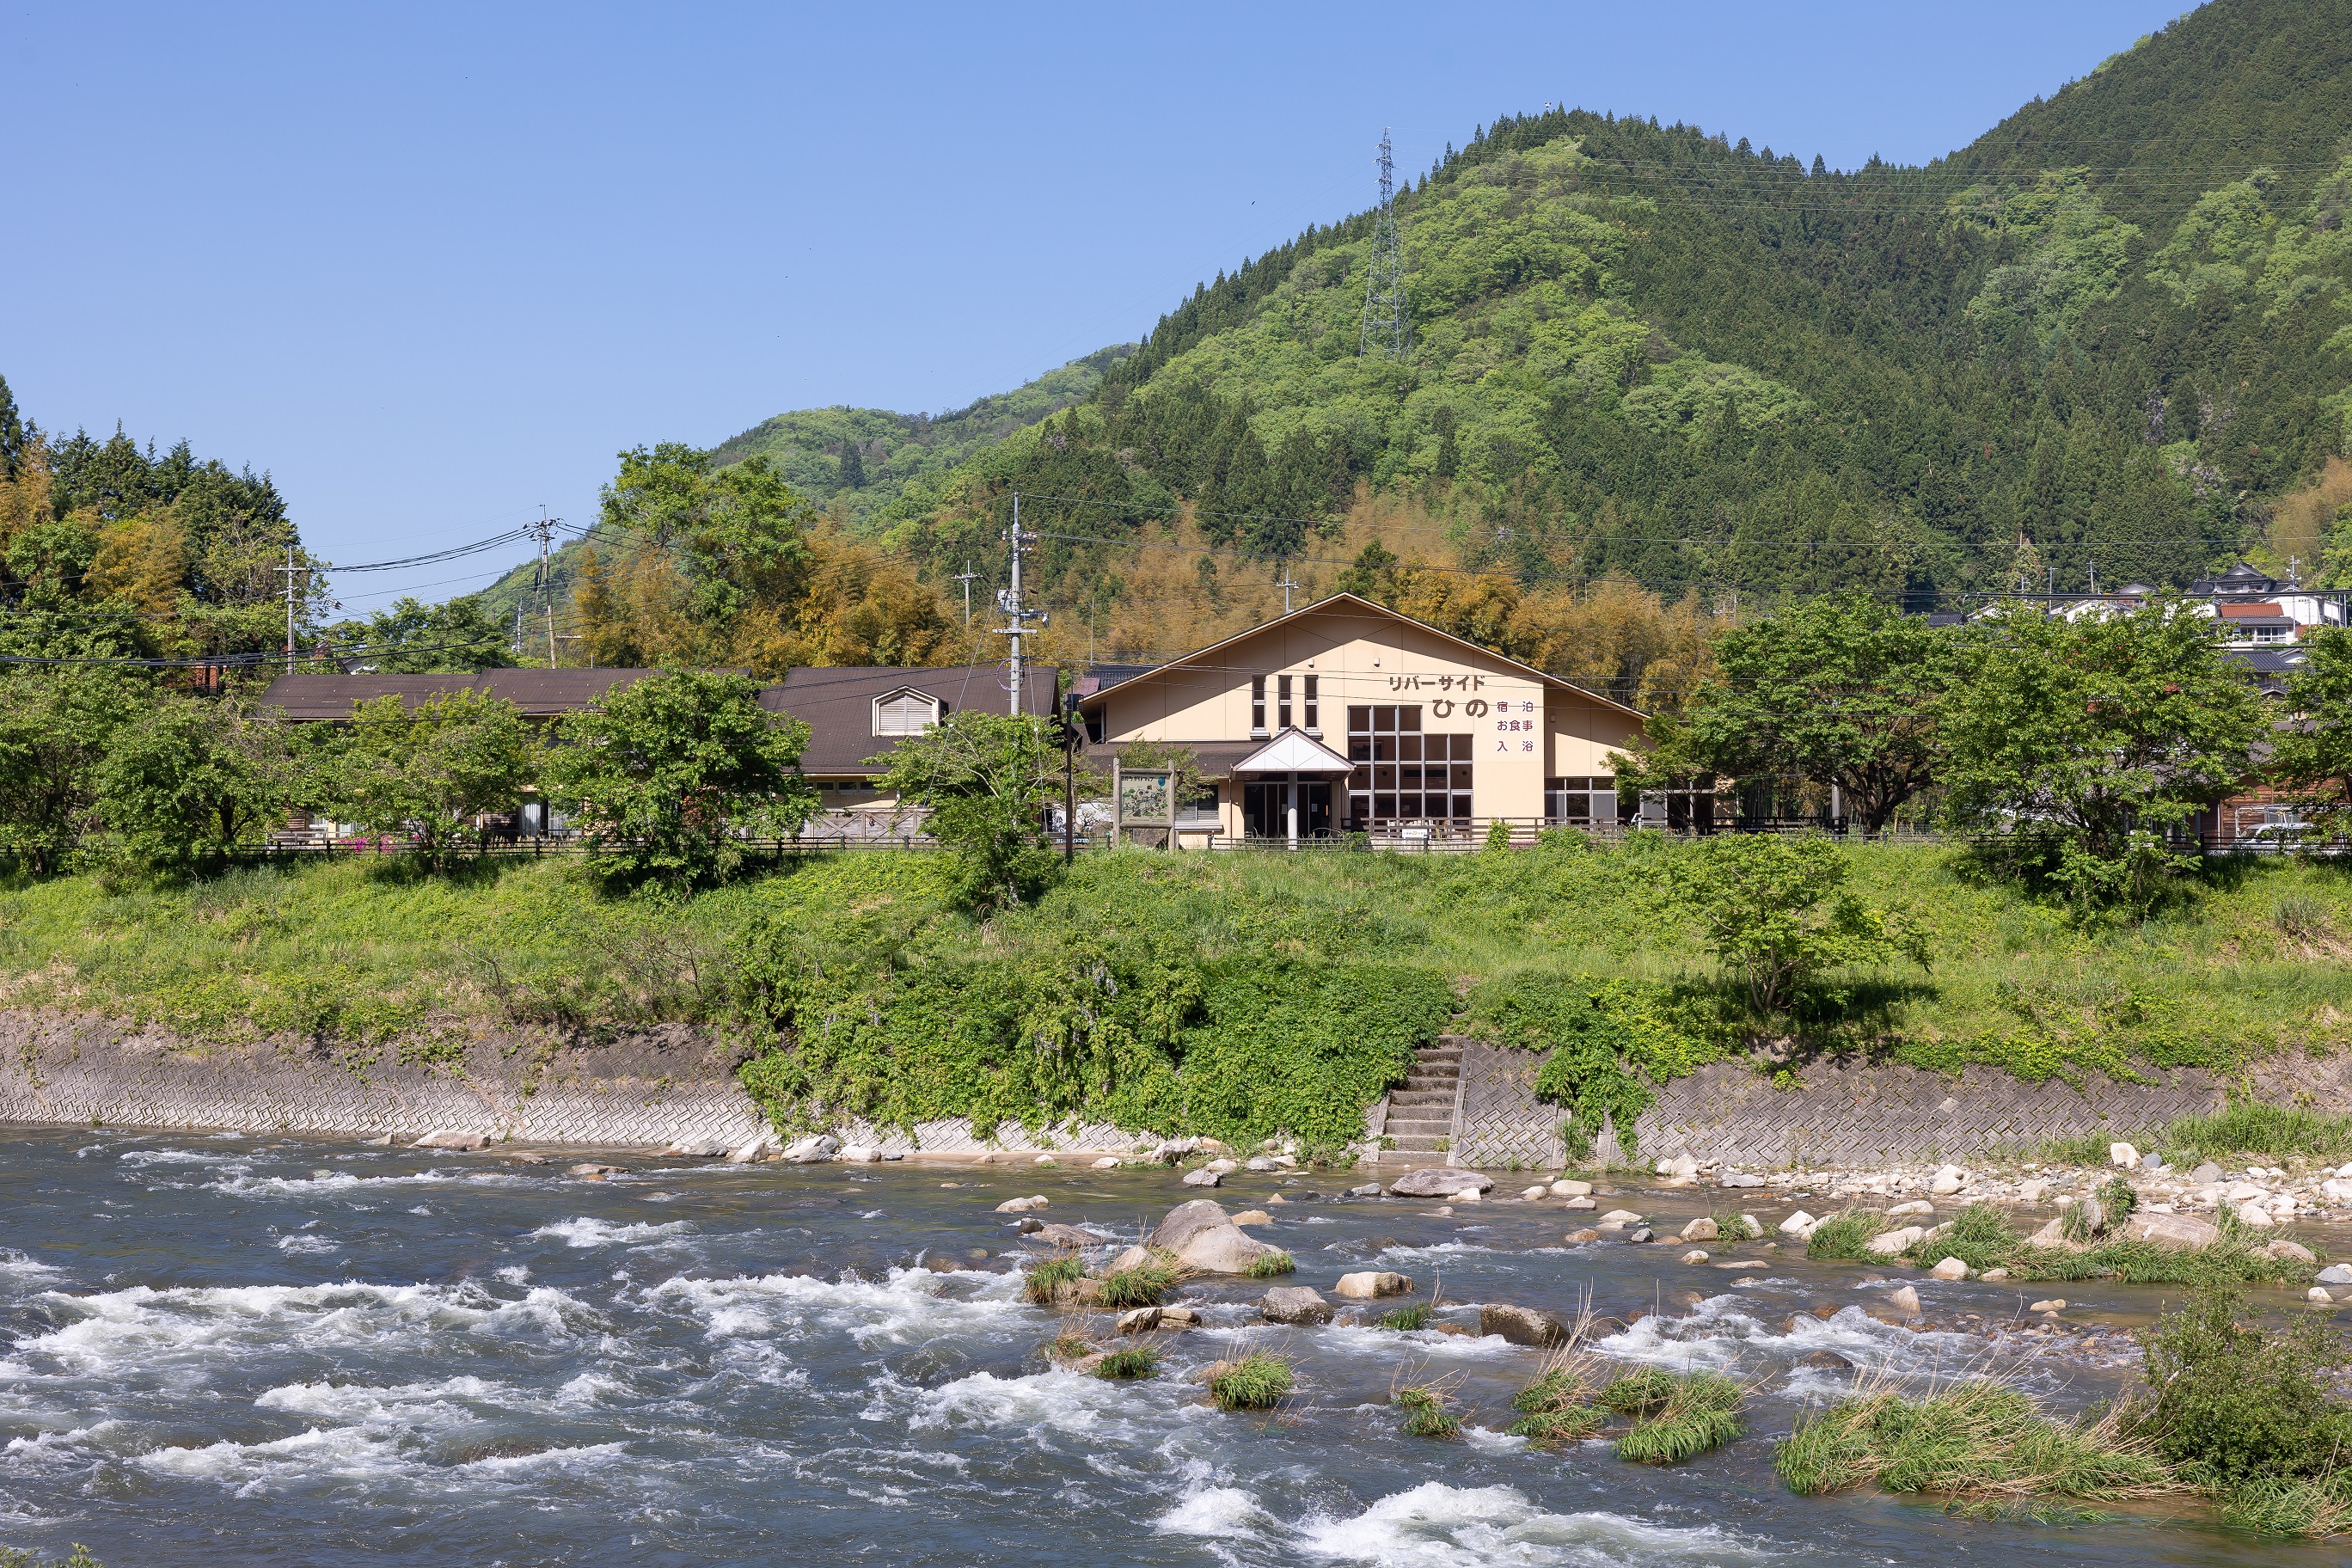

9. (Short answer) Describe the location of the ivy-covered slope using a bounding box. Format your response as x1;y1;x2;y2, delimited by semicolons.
851;0;2352;619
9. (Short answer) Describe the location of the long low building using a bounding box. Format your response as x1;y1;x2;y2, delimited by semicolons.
1072;592;1647;845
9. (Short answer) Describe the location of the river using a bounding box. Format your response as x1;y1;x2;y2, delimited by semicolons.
0;1128;2338;1566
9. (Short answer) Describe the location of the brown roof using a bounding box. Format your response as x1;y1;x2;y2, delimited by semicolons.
258;668;662;720
1083;739;1266;778
763;664;1059;775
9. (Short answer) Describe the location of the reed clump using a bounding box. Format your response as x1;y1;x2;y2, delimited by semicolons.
1093;1346;1160;1381
1393;1383;1461;1438
1021;1254;1086;1306
1606;1370;1746;1464
1242;1249;1295;1279
1207;1353;1294;1412
1374;1301;1435;1332
1094;1253;1180;1308
1777;1379;2177;1505
1804;1211;1885;1260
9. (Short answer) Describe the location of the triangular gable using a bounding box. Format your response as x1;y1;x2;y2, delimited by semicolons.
1231;727;1355;775
1079;591;1645;720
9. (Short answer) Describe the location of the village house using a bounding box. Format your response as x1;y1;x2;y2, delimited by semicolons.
1070;591;1647;846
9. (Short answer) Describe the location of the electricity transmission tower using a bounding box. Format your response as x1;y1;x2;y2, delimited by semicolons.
1360;128;1410;358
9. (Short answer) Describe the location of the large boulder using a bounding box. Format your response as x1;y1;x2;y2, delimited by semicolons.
2122;1212;2221;1251
1680;1217;1718;1241
1180;1167;1223;1188
1115;1306;1162;1334
2024;1217;2086;1253
781;1134;840;1163
1031;1224;1098;1248
1149;1200;1234;1253
2262;1239;2319;1265
1105;1246;1155;1276
1387;1168;1495;1198
413;1130;489;1150
1863;1226;1925;1257
1174;1224;1277;1275
1479;1304;1571;1348
1258;1286;1332;1325
1332;1271;1412;1299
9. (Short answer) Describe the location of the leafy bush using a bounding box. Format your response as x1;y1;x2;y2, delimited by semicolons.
1093;1346;1160;1380
1777;1382;2177;1503
1207;1353;1293;1412
2135;1285;2352;1487
1663;834;1929;1014
1469;976;1726;1162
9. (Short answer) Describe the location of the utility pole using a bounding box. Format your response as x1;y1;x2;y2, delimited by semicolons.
529;507;560;666
275;544;306;673
1275;561;1300;615
952;561;980;628
993;493;1045;715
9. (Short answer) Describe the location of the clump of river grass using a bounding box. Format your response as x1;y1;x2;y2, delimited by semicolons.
1374;1301;1436;1332
1605;1370;1746;1464
1093;1346;1160;1381
1504;1356;1608;1447
1207;1353;1294;1412
1021;1254;1086;1306
1393;1383;1461;1438
1804;1211;1885;1261
1242;1249;1295;1279
1095;1253;1180;1308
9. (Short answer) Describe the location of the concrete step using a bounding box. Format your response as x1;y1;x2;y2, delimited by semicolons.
1388;1089;1454;1106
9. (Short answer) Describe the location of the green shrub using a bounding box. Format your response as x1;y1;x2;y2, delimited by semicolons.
1207;1353;1294;1412
1243;1249;1295;1278
1777;1382;2177;1503
2094;1175;2139;1228
1614;1372;1745;1464
1395;1385;1461;1438
1095;1255;1179;1308
1022;1255;1085;1306
1805;1210;1885;1261
2135;1285;2352;1487
1374;1302;1435;1332
1093;1346;1160;1380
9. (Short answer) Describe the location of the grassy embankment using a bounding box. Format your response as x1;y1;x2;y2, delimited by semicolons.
3;838;2352;1145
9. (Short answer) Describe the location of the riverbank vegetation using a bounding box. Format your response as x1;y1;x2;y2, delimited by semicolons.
7;835;2352;1142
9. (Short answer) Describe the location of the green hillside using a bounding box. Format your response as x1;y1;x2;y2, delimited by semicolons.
854;0;2352;619
708;345;1134;527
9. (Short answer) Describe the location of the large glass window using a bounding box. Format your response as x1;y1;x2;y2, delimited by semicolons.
1545;775;1622;824
1347;706;1471;824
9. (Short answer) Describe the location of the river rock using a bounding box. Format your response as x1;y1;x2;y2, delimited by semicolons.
1550;1180;1593;1197
364;1133;395;1146
1864;1226;1924;1257
1017;1217;1044;1234
659;1137;733;1158
1176;1225;1277;1274
1601;1209;1644;1224
1887;1200;1934;1219
1147;1138;1197;1165
1479;1303;1571;1348
1929;1165;1966;1196
1521;1185;1548;1200
781;1134;840;1163
2030;1298;2066;1313
2190;1161;2225;1185
1779;1210;1816;1236
2075;1196;2108;1235
2318;1264;2352;1286
1105;1246;1154;1275
1681;1249;1711;1264
1802;1350;1854;1370
1929;1257;1969;1281
1031;1223;1098;1248
1680;1217;1718;1241
1387;1168;1495;1198
1628;1227;1656;1243
1259;1286;1332;1325
2263;1239;2320;1265
837;1144;882;1163
2122;1212;2220;1250
1159;1306;1198;1326
2110;1142;2141;1169
2239;1200;2277;1228
1719;1170;1764;1188
568;1162;625;1176
1092;1157;1123;1170
1204;1158;1239;1174
995;1196;1046;1213
1150;1200;1234;1253
2312;1288;2338;1303
1231;1210;1272;1227
1246;1156;1277;1172
1563;1196;1596;1210
1567;1228;1602;1243
1657;1154;1700;1180
1348;1183;1382;1197
1885;1285;1920;1316
413;1130;489;1150
1181;1167;1222;1188
1116;1306;1162;1334
1333;1271;1412;1299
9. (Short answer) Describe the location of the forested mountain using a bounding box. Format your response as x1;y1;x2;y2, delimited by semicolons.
707;346;1134;527
797;0;2352;667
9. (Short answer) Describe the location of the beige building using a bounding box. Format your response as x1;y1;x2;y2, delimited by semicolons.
1075;592;1646;844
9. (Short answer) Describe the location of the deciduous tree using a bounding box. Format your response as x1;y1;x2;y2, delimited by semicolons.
95;694;305;875
332;689;535;871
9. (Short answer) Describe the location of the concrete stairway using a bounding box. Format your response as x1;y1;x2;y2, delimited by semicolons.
1382;1037;1461;1157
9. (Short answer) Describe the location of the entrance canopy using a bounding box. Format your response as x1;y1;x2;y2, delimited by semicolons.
1230;727;1353;776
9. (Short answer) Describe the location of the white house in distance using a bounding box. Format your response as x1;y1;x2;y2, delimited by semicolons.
1072;591;1648;845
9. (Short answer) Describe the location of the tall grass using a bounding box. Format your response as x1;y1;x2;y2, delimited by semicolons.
1777;1379;2178;1504
1206;1353;1293;1412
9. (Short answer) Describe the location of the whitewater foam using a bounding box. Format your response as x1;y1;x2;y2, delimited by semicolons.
529;1216;695;1248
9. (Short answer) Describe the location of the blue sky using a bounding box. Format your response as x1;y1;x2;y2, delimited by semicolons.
4;1;2192;609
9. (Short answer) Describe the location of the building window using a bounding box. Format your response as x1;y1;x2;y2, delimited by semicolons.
1176;783;1220;825
873;689;940;736
1545;775;1621;824
1251;676;1267;735
1302;675;1319;734
1277;675;1294;730
1347;705;1470;825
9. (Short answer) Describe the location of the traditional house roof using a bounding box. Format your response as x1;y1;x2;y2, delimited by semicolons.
1076;591;1646;719
257;668;660;720
761;664;1057;775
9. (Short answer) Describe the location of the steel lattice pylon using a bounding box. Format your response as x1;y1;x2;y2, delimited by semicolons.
1360;127;1410;358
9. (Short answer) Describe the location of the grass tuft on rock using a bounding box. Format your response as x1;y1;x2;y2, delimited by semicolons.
1207;1352;1294;1412
1611;1371;1745;1464
1394;1384;1461;1438
1374;1301;1435;1332
1021;1254;1086;1306
1242;1249;1295;1279
1902;1203;2015;1273
1804;1210;1885;1261
1777;1381;2177;1504
1095;1254;1180;1308
1093;1346;1160;1381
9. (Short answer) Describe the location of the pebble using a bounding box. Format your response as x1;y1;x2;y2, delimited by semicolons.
1563;1196;1596;1210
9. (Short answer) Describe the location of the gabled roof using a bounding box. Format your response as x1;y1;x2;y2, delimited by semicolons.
258;668;660;720
763;664;1057;774
1075;591;1646;719
1231;727;1355;775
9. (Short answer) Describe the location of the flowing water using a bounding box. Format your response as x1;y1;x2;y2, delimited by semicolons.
0;1128;2341;1566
